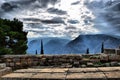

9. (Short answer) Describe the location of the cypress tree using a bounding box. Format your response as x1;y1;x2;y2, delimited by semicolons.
35;50;37;55
40;40;44;55
86;48;89;54
101;42;104;53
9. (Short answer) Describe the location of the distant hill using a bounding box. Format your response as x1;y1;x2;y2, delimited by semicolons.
27;34;120;54
27;37;70;54
66;34;120;54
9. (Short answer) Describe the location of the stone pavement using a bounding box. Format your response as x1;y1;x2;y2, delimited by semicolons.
1;67;120;80
0;67;12;77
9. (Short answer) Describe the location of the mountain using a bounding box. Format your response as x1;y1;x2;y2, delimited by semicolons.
27;37;70;54
27;34;120;54
66;34;120;54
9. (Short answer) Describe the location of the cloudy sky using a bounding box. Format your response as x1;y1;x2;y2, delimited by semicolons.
0;0;120;39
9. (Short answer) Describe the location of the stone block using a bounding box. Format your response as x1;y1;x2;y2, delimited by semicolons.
73;61;80;67
6;58;12;62
110;62;118;66
104;63;110;67
9;62;15;67
0;63;6;69
15;62;21;66
66;72;106;80
32;73;66;79
59;59;66;62
40;58;46;62
13;58;20;62
87;62;94;67
0;67;12;77
105;72;120;79
81;64;87;68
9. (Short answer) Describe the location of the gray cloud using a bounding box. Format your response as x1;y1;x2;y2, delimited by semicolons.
86;0;120;36
1;2;17;11
65;26;77;30
23;17;64;24
47;7;67;15
68;20;79;24
71;1;80;5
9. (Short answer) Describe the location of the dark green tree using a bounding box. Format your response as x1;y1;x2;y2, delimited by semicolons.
101;42;104;53
40;40;44;55
36;50;38;55
86;48;89;54
0;18;27;55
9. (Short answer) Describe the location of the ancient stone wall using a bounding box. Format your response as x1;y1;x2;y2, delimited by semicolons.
0;54;120;69
0;55;82;69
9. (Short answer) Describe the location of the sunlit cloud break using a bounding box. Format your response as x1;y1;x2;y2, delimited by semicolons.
2;0;120;39
0;0;101;39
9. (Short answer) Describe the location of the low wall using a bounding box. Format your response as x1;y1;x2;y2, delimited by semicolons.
0;55;82;69
0;54;120;69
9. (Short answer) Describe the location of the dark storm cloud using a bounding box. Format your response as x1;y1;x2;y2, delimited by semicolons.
23;18;41;22
86;0;120;36
106;2;120;11
41;20;61;24
104;2;120;30
0;0;59;11
41;17;65;24
65;26;77;30
68;20;79;24
51;17;65;23
71;1;80;5
47;8;67;15
1;3;16;11
84;17;93;25
23;17;64;24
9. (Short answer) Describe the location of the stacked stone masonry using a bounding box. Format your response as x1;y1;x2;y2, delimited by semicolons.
0;54;120;69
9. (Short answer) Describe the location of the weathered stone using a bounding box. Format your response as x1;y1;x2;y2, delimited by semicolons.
118;63;120;66
98;67;120;72
0;67;12;77
59;59;66;62
110;62;118;66
0;63;6;69
73;61;80;67
32;61;38;66
104;63;110;67
81;64;87;68
13;58;20;62
9;63;15;67
15;62;21;66
41;58;46;62
32;73;66;79
1;67;120;80
69;59;73;63
87;62;94;67
6;58;12;62
105;72;120;79
66;72;106;80
66;64;72;68
48;60;52;63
